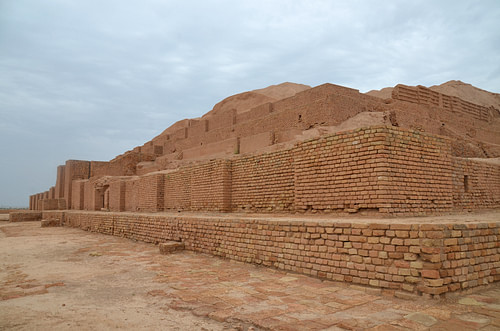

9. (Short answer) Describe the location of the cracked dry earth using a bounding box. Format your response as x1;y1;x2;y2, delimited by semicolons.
1;221;499;331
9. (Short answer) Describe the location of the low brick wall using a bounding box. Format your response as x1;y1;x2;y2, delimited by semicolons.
9;211;42;222
62;211;499;297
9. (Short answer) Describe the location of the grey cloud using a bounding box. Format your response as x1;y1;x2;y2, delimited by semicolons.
1;0;499;207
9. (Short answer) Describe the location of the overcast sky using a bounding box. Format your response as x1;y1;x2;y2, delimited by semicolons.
1;0;499;207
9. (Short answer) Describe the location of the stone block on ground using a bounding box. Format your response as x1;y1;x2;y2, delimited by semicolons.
159;241;185;254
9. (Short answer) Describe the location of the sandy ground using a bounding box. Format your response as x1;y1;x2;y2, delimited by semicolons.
0;221;231;331
1;220;499;331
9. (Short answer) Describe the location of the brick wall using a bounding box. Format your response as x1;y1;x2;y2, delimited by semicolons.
37;127;499;216
452;158;500;210
232;149;294;212
71;180;86;210
41;199;65;211
164;169;191;211
294;128;386;213
63;160;90;209
9;211;42;222
190;160;232;212
49;187;55;199
109;180;126;212
63;211;500;297
392;84;491;121
55;165;65;198
137;174;165;212
83;180;95;211
379;127;454;215
124;178;139;212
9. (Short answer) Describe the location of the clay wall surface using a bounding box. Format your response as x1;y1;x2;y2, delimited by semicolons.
63;160;91;209
124;178;139;212
57;126;497;216
83;180;97;211
379;128;454;215
189;160;232;212
63;211;500;297
9;211;42;222
164;169;191;211
108;180;126;212
55;165;65;198
236;103;273;124
205;110;235;131
392;85;491;121
182;137;238;160
71;180;86;210
41;199;65;211
137;174;165;212
231;149;294;212
49;187;55;199
294;128;386;213
41;211;66;224
239;131;274;154
89;161;110;177
452;158;500;210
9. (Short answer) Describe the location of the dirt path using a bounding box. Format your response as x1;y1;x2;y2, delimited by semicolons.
1;221;499;330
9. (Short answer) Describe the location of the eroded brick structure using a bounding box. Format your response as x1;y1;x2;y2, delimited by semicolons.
26;82;500;297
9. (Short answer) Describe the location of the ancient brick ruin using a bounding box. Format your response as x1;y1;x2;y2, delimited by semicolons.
24;82;500;297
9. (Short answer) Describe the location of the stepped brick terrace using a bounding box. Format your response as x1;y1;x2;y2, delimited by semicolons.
17;82;500;298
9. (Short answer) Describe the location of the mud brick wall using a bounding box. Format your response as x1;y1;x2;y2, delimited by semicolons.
64;212;114;234
9;211;42;222
452;158;500;210
379;128;454;215
71;180;86;210
231;149;294;212
190;160;232;212
64;160;91;209
41;211;66;224
63;211;500;296
55;165;65;199
41;199;65;211
49;187;55;199
83;180;95;211
137;174;165;212
392;85;491;121
294;128;386;212
125;179;139;212
164;169;191;211
109;181;126;212
419;223;500;294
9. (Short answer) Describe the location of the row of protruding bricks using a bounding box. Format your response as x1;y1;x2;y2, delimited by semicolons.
58;211;499;298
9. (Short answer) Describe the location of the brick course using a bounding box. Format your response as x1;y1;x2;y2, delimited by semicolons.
60;211;500;296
